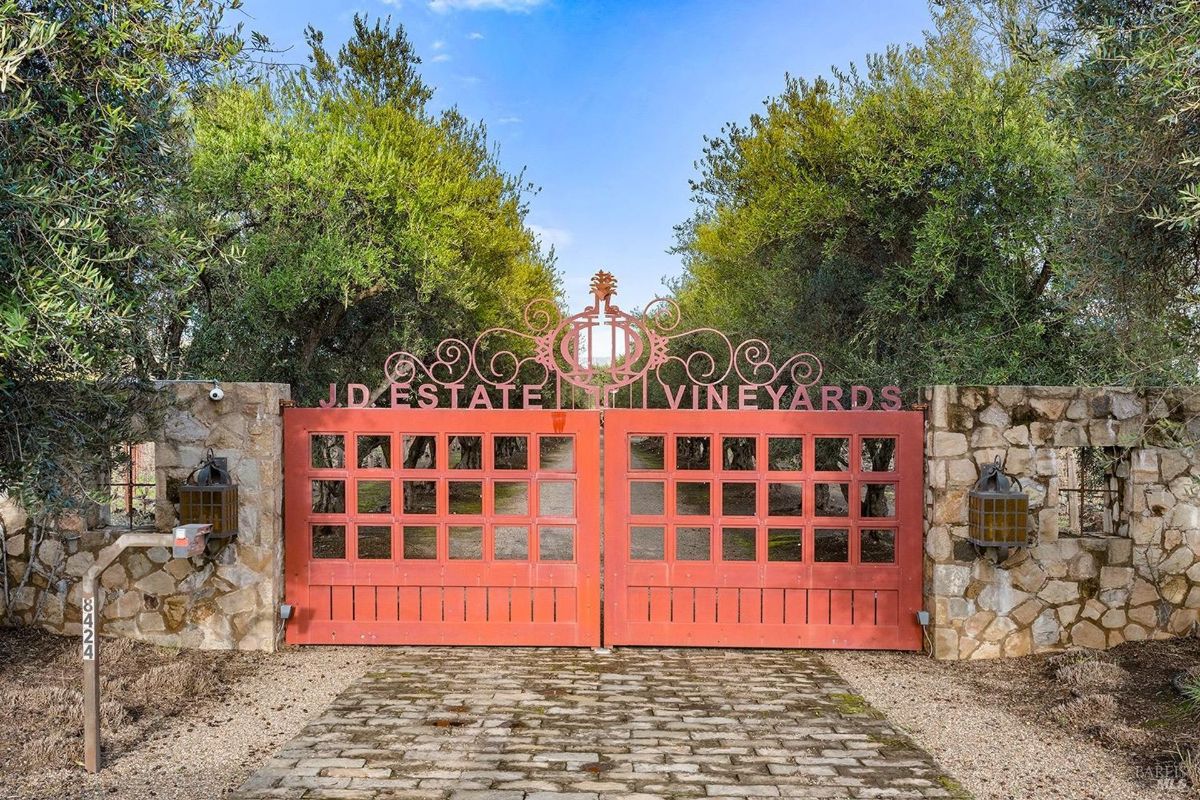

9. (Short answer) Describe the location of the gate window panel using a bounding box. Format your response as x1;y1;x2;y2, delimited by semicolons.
767;527;803;562
539;436;575;471
493;481;529;515
356;435;392;469
630;435;665;470
675;526;711;561
860;483;897;518
356;525;392;559
767;482;804;516
494;525;530;560
630;481;665;515
767;437;804;471
814;437;850;472
312;480;345;514
675;481;710;515
538;480;575;516
403;525;438;559
356;480;391;514
721;527;756;561
814;482;850;516
312;524;346;559
311;434;345;469
538;525;574;561
721;482;757;517
814;527;850;562
721;436;757;470
401;435;437;469
494;435;529;469
448;435;483;469
861;437;897;472
860;528;897;563
676;436;712;470
449;525;484;560
449;480;483;514
402;480;437;514
631;526;665;560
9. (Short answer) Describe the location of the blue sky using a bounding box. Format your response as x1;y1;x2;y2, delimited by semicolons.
233;0;933;312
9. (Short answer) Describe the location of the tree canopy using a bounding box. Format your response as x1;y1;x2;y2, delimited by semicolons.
672;0;1200;389
180;16;559;404
0;0;242;515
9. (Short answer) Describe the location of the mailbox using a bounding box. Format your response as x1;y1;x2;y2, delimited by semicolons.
172;523;211;558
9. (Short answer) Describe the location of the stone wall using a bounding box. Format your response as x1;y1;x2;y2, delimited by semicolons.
925;386;1200;659
1;381;289;650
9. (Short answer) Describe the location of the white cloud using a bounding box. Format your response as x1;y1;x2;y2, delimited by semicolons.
529;224;572;250
495;115;522;125
431;39;446;50
432;53;451;62
428;0;545;13
467;31;485;39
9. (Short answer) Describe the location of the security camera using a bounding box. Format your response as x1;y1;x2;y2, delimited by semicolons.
208;382;224;402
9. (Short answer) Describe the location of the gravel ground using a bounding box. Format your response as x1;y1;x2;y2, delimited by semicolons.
826;650;1193;800
3;645;381;800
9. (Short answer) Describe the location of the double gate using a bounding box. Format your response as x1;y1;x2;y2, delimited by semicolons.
284;406;923;650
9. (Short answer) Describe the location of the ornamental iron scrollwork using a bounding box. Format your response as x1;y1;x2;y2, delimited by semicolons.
379;270;823;409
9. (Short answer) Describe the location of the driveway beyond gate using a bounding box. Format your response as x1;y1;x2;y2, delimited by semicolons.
235;648;958;799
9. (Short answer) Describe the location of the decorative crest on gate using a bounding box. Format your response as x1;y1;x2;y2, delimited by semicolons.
322;271;901;410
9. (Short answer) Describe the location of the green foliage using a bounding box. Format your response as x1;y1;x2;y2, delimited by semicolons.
0;0;242;515
673;1;1199;388
182;15;559;403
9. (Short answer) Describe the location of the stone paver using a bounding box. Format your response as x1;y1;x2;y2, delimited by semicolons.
235;648;961;800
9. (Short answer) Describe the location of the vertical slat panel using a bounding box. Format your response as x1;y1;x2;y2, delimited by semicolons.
354;586;377;622
465;587;488;623
762;588;785;625
443;587;466;623
875;590;899;626
625;587;649;623
532;587;555;623
648;587;672;622
853;590;876;626
331;586;354;621
420;587;443;622
784;588;807;625
510;587;533;623
694;588;717;624
671;588;693;624
809;589;831;625
376;587;398;623
716;588;739;624
555;587;577;624
310;585;332;622
738;588;761;624
487;587;510;622
830;589;853;626
398;587;421;622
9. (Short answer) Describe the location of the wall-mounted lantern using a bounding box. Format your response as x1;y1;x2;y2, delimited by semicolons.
179;448;238;538
967;456;1029;554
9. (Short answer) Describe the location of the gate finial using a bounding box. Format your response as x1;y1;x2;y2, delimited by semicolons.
590;270;617;304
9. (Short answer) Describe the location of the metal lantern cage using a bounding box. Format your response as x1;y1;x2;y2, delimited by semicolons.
178;448;238;538
967;456;1030;551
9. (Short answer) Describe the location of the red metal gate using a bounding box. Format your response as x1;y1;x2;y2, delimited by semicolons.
284;408;600;645
603;409;924;649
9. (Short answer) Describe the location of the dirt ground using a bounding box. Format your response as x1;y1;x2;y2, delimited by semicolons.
0;627;379;800
829;636;1200;800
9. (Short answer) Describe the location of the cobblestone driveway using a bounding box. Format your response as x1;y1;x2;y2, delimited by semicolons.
236;648;960;800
